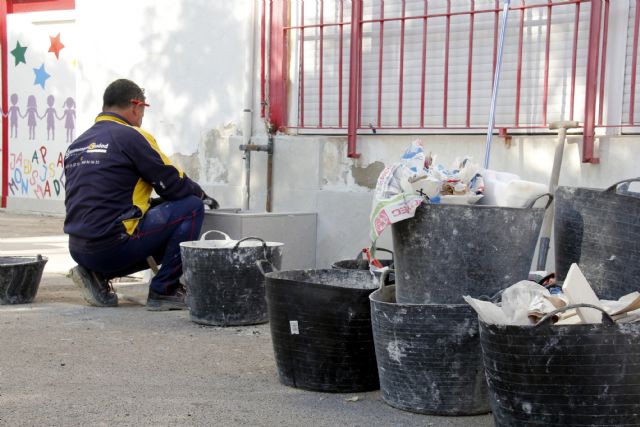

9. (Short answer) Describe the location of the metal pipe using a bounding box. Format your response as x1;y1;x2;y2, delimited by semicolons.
347;0;362;158
570;1;580;120
300;0;305;128
443;0;451;127
319;0;324;128
398;0;406;127
466;0;475;128
598;0;610;126
239;138;273;212
266;134;274;212
629;0;640;124
260;0;266;118
483;0;512;170
239;143;272;152
583;0;603;164
377;0;384;128
243;150;251;211
338;0;344;128
268;0;287;131
515;0;524;127
419;1;428;128
542;0;552;126
243;0;258;211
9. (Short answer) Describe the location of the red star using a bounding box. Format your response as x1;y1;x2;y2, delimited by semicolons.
48;33;65;59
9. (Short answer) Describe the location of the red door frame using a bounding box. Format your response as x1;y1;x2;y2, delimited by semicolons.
268;0;287;133
1;0;8;208
1;0;75;208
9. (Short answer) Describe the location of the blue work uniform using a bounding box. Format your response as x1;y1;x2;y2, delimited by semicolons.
63;112;205;294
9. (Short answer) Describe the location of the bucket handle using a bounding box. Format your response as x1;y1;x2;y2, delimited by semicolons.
535;303;615;328
201;230;232;241
256;259;279;276
233;237;268;258
524;192;553;209
356;247;394;262
604;177;640;194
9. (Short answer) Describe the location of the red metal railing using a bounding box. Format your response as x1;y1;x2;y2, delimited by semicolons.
264;0;640;162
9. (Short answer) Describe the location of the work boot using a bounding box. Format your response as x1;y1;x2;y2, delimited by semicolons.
70;265;118;307
146;285;187;311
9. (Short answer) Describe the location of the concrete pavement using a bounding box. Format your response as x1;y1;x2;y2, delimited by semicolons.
0;210;494;426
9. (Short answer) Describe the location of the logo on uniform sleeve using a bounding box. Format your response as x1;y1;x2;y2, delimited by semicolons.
86;142;109;153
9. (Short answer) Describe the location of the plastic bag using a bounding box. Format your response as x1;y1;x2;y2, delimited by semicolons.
369;141;427;242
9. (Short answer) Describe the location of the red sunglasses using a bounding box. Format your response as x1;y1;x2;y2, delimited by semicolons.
131;99;150;107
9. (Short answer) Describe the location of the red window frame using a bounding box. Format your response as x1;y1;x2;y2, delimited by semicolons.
7;0;75;13
265;0;623;163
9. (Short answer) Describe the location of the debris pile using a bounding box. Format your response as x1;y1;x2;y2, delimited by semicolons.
465;263;640;325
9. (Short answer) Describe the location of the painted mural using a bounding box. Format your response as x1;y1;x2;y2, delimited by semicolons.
5;12;75;203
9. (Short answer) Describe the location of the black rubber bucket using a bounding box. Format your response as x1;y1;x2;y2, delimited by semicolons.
370;282;489;415
555;178;640;299
332;247;394;271
264;268;379;392
479;304;640;426
180;231;283;326
0;255;48;304
392;194;551;304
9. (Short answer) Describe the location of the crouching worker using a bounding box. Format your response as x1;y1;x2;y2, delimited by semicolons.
63;79;218;311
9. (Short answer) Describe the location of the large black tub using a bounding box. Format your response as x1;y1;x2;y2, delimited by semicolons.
180;231;283;326
264;268;379;392
0;255;48;304
392;195;550;304
555;178;640;299
370;283;489;415
480;304;640;426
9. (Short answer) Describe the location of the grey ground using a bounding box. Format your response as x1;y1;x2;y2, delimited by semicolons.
0;211;493;426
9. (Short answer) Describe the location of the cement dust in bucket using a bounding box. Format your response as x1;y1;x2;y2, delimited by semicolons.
369;280;490;416
179;230;283;326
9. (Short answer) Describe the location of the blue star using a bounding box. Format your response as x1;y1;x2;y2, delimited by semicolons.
33;63;50;89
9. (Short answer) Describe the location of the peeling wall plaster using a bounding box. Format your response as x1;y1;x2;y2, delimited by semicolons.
351;161;385;189
171;123;239;185
320;138;387;190
321;138;348;187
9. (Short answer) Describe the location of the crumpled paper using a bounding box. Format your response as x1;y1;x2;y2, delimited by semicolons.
369;140;484;243
465;277;640;325
464;281;552;325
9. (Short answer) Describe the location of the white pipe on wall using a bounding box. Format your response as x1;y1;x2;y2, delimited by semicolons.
242;0;258;211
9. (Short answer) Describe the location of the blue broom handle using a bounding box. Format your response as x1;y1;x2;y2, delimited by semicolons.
483;0;512;170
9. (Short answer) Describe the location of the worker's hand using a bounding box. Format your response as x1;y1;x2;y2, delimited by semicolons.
201;192;219;209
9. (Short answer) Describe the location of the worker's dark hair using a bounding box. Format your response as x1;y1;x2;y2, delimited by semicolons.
102;79;146;110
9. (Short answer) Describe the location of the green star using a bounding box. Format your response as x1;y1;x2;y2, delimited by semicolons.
11;41;27;66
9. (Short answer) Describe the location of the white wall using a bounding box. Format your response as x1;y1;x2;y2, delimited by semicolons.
75;0;254;156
